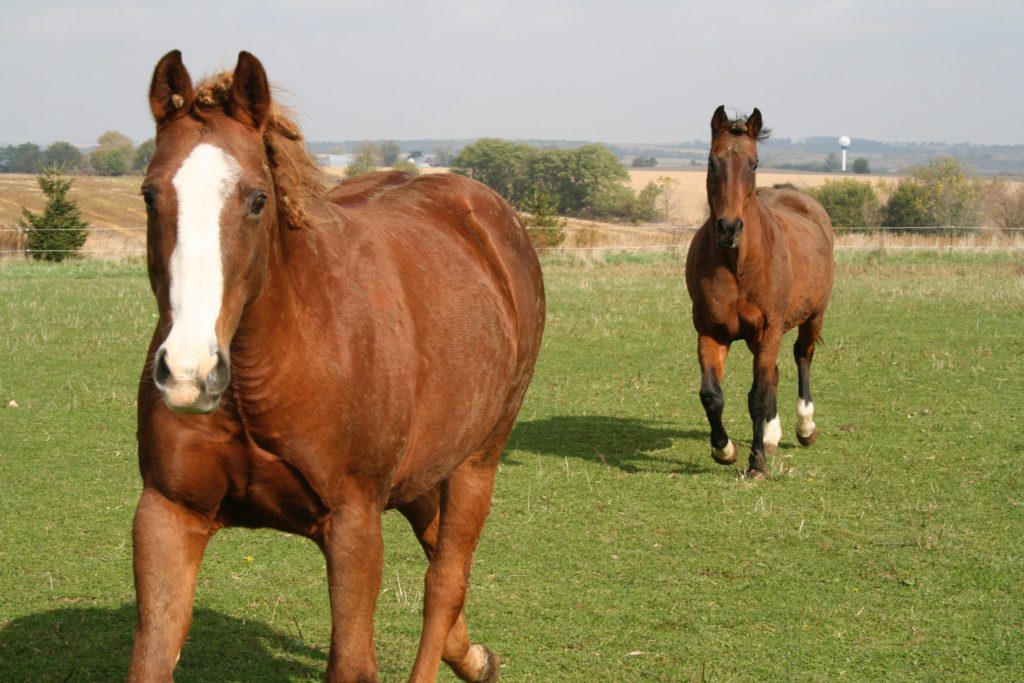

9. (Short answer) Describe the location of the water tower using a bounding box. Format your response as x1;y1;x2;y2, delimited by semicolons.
838;135;851;172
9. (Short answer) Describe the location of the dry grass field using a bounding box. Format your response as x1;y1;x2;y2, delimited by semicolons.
626;167;893;226
0;174;147;259
3;168;1021;259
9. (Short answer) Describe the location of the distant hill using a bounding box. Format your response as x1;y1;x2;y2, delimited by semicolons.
310;137;1024;176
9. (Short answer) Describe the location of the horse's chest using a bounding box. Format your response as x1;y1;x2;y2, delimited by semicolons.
216;439;332;536
698;283;764;339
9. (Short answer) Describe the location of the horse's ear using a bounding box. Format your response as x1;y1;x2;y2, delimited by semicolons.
229;51;272;130
747;108;763;139
149;50;194;127
711;105;729;137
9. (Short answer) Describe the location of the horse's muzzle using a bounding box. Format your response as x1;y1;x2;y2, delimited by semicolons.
153;346;231;413
716;218;743;249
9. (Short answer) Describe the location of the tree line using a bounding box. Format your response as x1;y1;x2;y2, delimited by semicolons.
805;156;1024;230
450;139;663;227
0;132;155;176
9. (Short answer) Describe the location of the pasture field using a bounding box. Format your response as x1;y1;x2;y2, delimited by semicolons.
0;253;1022;681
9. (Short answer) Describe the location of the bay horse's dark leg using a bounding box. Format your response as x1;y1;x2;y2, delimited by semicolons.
746;332;782;479
793;313;824;446
321;485;385;683
763;363;782;457
399;488;499;683
697;334;736;465
128;488;214;682
408;452;501;683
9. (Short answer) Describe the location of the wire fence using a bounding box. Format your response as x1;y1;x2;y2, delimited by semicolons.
2;225;1023;259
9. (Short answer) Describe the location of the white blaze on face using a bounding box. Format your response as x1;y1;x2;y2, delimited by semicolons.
796;399;816;439
159;143;241;402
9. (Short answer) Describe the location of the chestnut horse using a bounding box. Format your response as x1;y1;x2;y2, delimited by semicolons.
685;106;834;479
130;51;545;683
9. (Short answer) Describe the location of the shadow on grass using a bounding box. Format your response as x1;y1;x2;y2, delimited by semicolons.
0;605;325;681
507;414;710;474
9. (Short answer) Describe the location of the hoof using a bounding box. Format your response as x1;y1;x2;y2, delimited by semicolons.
711;440;738;465
764;442;778;457
455;644;500;683
797;427;819;447
745;468;768;481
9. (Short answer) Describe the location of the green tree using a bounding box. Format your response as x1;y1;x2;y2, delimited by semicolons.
18;167;90;261
806;179;882;228
379;140;401;167
631;155;657;168
851;157;870;174
90;131;135;176
883;156;980;228
132;139;157;173
586;181;661;223
452;138;536;205
5;143;43;173
344;143;379;178
824;153;839;172
41;142;83;172
90;147;130;176
527;144;628;215
518;189;566;249
392;158;420;175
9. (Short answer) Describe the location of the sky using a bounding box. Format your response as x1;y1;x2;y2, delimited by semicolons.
2;0;1023;148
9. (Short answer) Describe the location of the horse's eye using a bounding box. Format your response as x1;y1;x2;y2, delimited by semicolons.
142;187;155;212
250;192;267;216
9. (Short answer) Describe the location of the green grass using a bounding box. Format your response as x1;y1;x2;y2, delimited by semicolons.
0;254;1022;681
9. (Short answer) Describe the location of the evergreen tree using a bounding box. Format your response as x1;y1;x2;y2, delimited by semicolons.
19;167;90;261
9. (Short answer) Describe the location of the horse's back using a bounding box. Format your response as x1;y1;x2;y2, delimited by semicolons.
326;170;418;207
759;186;835;322
758;186;835;249
330;172;542;309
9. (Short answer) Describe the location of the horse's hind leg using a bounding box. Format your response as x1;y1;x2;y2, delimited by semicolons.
762;362;782;457
697;334;736;465
746;330;783;479
793;313;824;446
405;453;501;683
128;489;214;682
399;487;498;683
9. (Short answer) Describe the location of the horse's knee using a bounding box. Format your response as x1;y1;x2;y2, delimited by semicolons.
699;384;724;415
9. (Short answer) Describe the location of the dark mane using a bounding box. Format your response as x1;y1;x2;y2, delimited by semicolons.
728;113;772;142
193;72;332;230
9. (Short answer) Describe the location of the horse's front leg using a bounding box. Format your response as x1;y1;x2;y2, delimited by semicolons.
321;487;385;683
128;488;215;682
697;334;736;465
746;330;782;479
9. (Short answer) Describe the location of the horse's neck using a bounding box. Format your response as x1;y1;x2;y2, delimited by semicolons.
232;226;305;359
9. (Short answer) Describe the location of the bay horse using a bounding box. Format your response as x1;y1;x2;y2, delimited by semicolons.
685;106;834;479
130;51;545;682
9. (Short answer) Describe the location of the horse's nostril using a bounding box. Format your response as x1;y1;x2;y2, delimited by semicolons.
206;349;231;395
154;348;171;388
